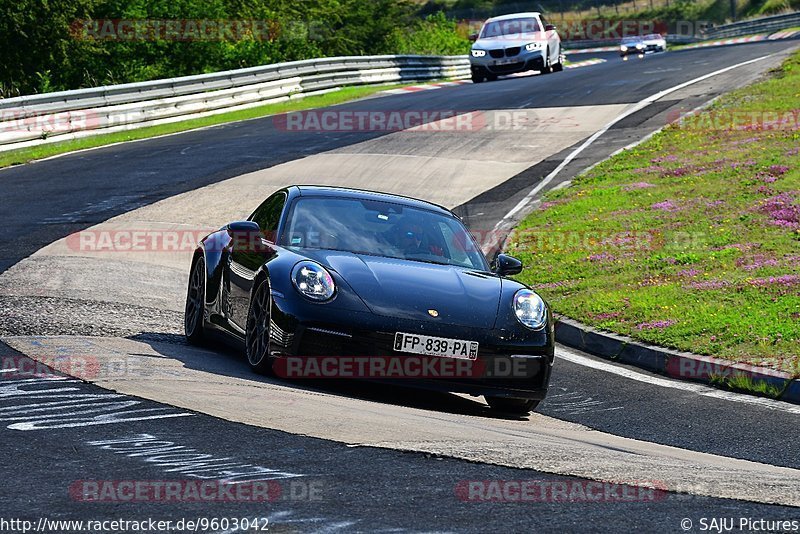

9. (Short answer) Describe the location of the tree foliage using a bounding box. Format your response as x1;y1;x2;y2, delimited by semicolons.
0;0;467;97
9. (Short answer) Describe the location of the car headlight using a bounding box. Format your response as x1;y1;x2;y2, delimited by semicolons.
292;261;335;301
471;49;486;57
513;289;547;330
636;43;645;49
525;42;542;51
620;45;628;51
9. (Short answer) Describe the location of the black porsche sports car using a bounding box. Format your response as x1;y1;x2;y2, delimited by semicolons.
184;186;554;414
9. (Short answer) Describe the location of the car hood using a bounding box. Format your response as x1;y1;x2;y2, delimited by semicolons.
475;34;545;49
304;250;501;327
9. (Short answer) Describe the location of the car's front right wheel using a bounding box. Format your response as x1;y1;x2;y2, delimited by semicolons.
486;396;539;415
552;47;564;72
471;72;485;83
540;48;553;74
246;279;275;375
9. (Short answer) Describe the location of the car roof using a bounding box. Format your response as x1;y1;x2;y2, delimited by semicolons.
291;185;452;216
485;12;541;23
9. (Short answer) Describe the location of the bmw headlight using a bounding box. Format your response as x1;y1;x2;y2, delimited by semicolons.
292;261;335;301
513;289;547;330
471;49;486;57
636;43;645;49
620;45;628;51
525;42;542;51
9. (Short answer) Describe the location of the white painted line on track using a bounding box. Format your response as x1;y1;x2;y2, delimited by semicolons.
557;346;800;415
490;53;774;236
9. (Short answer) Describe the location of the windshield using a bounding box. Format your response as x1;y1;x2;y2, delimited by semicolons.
281;196;488;270
480;18;541;39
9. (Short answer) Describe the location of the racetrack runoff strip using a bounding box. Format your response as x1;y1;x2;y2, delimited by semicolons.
380;81;470;94
557;347;800;415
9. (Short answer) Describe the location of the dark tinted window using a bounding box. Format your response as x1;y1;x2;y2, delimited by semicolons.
249;192;286;242
281;196;488;270
481;18;541;38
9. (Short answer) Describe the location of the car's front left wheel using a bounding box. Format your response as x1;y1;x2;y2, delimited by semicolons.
486;396;539;415
246;279;275;375
184;256;206;345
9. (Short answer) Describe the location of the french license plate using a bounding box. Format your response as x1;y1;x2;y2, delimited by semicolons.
393;332;478;360
495;58;518;66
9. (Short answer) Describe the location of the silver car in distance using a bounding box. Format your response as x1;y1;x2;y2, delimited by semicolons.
469;12;563;83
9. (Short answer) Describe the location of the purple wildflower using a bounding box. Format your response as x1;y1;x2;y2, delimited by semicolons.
651;200;680;212
717;243;760;252
735;255;780;271
634;165;666;174
651;155;679;163
757;192;800;229
688;280;730;290
676;268;700;278
539;200;565;210
588;311;622;321
587;252;616;262
755;171;778;183
747;275;800;288
636;319;677;330
756;185;774;195
664;167;691;177
769;165;790;175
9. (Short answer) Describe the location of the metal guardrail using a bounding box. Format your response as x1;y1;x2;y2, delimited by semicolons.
563;34;697;51
703;11;800;39
0;55;470;149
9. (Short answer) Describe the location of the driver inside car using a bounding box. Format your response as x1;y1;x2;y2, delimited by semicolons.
395;221;444;257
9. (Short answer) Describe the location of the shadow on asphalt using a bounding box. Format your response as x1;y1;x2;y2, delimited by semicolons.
130;332;532;422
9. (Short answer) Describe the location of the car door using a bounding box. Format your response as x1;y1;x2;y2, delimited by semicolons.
540;15;559;60
227;191;286;330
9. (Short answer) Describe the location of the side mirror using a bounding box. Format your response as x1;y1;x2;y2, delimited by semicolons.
227;220;267;251
469;33;479;42
493;254;523;276
227;220;261;233
545;24;556;32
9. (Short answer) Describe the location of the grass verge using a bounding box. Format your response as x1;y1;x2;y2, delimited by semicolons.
508;50;800;375
0;83;412;169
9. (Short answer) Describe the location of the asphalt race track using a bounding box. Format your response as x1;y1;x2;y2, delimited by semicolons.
1;41;799;532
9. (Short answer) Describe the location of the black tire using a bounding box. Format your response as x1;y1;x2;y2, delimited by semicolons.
552;48;564;72
486;396;540;415
246;279;275;375
540;48;553;74
471;72;485;83
486;73;498;82
184;256;206;345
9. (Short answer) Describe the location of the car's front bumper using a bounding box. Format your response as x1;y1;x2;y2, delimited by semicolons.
470;49;547;76
268;293;554;399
